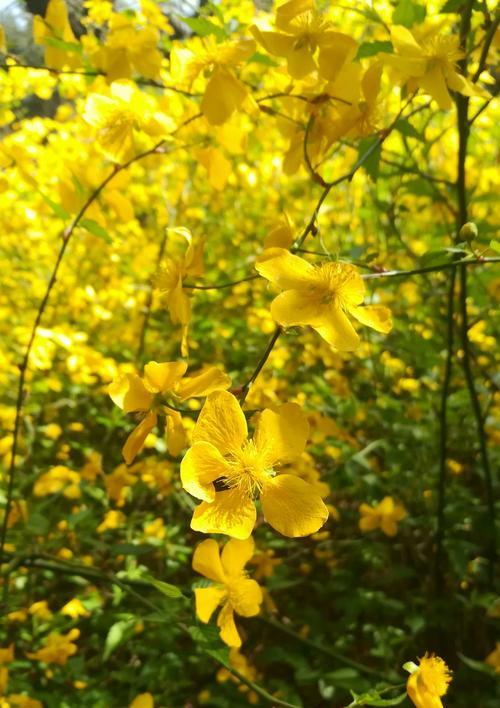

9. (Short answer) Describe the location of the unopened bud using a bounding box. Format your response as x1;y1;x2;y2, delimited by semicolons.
459;222;478;243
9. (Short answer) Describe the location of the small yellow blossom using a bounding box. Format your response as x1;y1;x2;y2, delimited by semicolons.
359;496;407;537
217;648;259;703
33;0;81;71
26;629;80;665
256;248;392;350
485;642;500;673
98;14;163;82
97;510;126;533
181;390;328;539
129;693;154;708
33;466;81;499
60;598;90;619
193;537;263;647
83;82;174;163
28;601;53;621
406;653;452;708
109;357;230;463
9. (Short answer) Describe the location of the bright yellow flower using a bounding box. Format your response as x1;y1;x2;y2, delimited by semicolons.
96;510;126;533
251;0;356;80
33;466;81;499
485;642;500;673
359;496;407;537
26;629;80;665
384;25;483;110
217;647;259;703
193;537;263;647
60;598;90;619
109;360;231;464
155;228;205;355
181;390;328;539
98;14;163;82
170;36;256;125
0;645;14;664
2;696;42;708
406;654;452;708
83;82;174;163
32;0;81;71
255;248;392;350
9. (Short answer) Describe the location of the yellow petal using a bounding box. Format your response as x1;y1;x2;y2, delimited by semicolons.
177;367;231;401
217;602;241;647
143;361;187;393
191;490;256;539
194;586;227;623
362;63;383;105
181;441;231;502
165;409;187;457
390;25;424;58
380;518;398;537
255;248;314;289
192;538;225;582
419;65;452;110
261;474;328;537
270;290;326;326
250;27;295;57
198;147;232;191
193;391;247;456
275;0;314;30
202;67;248;126
122;411;157;465
228;578;263;618
286;44;317;79
129;693;154;708
221;537;255;577
254;403;309;465
167;278;190;325
349;305;392;334
109;374;154;412
312;308;360;350
318;33;357;81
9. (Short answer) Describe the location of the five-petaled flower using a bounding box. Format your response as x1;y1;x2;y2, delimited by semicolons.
109;361;231;464
181;390;328;539
383;25;483;110
256;248;392;350
405;653;452;708
192;537;263;647
26;629;80;665
359;496;407;537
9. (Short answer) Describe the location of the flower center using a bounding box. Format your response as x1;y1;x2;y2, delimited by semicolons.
224;440;274;498
311;262;359;307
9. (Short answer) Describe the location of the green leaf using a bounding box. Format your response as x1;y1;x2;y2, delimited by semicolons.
357;137;381;182
80;218;112;244
419;247;468;267
392;0;426;27
395;118;422;140
356;41;393;60
458;652;497;676
44;37;83;54
148;578;184;599
103;619;135;660
489;239;500;253
181;16;226;41
349;689;408;707
41;193;69;220
110;543;152;556
248;51;279;66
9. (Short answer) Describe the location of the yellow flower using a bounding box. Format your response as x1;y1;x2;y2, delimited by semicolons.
83;82;173;163
26;629;80;665
60;598;90;619
485;642;500;673
217;647;259;703
99;14;163;82
109;360;231;464
170;36;256;125
96;510;126;533
181;390;328;539
384;25;483;110
33;466;81;499
406;654;452;708
193;537;263;647
251;0;356;80
2;696;42;708
255;248;392;350
359;496;407;537
32;0;81;71
155;228;205;355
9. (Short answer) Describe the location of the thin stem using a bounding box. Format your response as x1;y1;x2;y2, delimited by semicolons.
362;258;500;280
471;12;500;82
239;326;282;404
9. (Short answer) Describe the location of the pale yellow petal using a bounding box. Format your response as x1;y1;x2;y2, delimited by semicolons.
202;67;248;126
109;374;153;412
270;290;326;327
193;391;247;455
254;403;309;465
261;474;328;537
348;305;392;334
312;308;360;350
419;65;452;110
194;586;227;623
192;538;225;582
181;441;231;502
255;248;314;289
191;490;256;539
